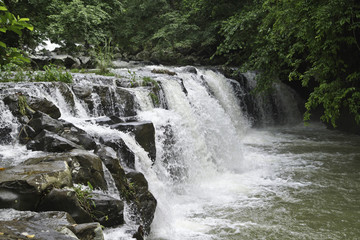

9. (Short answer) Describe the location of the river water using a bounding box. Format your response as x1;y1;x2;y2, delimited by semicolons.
147;123;360;240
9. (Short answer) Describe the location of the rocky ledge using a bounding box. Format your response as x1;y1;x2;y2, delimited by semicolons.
0;83;158;239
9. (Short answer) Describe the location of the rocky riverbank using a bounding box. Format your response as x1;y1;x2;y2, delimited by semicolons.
0;76;157;239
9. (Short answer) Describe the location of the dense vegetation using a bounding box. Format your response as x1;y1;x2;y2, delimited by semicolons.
1;0;359;128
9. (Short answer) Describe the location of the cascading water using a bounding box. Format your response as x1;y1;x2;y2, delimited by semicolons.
1;65;359;240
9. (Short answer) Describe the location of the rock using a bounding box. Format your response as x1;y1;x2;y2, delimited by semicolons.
72;84;92;99
183;66;197;74
67;149;107;190
96;146;129;198
0;209;106;240
0;215;77;239
100;137;136;169
28;111;65;136
91;116;125;126
27;96;61;119
91;86;137;117
27;111;96;150
111;121;156;162
68;222;104;240
27;130;84;152
37;188;92;224
126;172;157;234
132;225;144;240
25;150;107;190
90;193;124;227
60;127;97;151
151;68;177;76
0;126;12;145
0;161;72;211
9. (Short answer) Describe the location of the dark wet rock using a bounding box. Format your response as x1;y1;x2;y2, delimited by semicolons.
3;95;20;116
28;111;65;136
27;96;61;119
0;126;12;145
100;137;136;169
27;130;84;152
60;127;97;151
68;222;104;240
90;193;124;227
0;209;78;240
126;171;157;234
96;146;129;199
27;111;96;150
92;115;125;126
151;68;177;76
132;225;144;240
67;149;107;190
183;66;197;74
0;209;106;240
37;188;92;224
0;161;72;211
0;218;77;239
111;121;156;161
72;84;92;99
91;86;137;117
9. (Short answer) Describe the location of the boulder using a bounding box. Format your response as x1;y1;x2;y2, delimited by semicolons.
126;171;157;234
0;209;106;240
27;130;84;152
67;149;107;190
0;161;72;211
37;188;92;224
90;193;124;227
68;223;104;240
0;126;12;145
27;96;61;119
96;146;131;199
28;111;65;136
100;137;136;169
25;150;107;190
90;86;137;117
72;84;93;99
111;121;156;161
27;112;96;150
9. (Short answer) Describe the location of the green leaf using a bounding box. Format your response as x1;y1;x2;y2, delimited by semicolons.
0;41;6;48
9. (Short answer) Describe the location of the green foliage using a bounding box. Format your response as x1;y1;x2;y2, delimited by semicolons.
216;0;360;127
73;182;96;215
0;64;73;83
128;69;139;87
47;0;110;50
0;1;33;66
90;38;114;74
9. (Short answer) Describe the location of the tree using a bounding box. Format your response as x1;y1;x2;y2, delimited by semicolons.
0;1;33;66
216;0;360;127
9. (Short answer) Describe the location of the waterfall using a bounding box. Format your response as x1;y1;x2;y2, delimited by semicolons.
0;66;303;240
